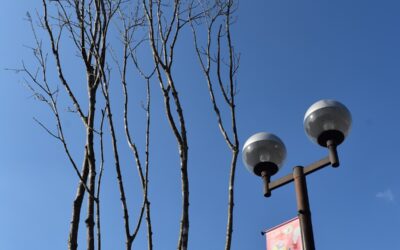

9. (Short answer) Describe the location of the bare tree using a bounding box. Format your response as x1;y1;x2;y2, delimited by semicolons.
20;1;156;249
190;1;240;249
40;1;122;249
105;9;155;247
141;1;191;249
126;30;156;250
19;1;122;249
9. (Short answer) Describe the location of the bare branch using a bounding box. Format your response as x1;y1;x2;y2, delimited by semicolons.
96;108;106;250
17;14;96;201
42;0;87;124
101;60;132;250
117;10;154;247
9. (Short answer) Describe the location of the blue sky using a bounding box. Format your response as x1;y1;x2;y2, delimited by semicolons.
1;1;400;249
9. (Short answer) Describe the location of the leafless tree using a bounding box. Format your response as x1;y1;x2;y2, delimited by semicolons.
106;8;155;248
190;1;240;250
126;29;156;250
141;1;192;249
39;1;123;249
18;0;122;249
19;1;157;249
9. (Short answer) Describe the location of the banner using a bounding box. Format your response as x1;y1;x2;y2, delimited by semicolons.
265;217;303;250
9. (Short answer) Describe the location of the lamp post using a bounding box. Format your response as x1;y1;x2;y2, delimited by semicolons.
242;100;352;250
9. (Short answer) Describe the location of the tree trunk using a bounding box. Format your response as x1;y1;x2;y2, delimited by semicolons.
68;154;89;250
86;87;97;250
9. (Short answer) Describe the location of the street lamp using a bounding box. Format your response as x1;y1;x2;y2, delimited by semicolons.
242;99;351;250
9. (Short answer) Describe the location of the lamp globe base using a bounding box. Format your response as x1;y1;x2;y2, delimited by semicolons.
317;130;344;147
254;162;279;177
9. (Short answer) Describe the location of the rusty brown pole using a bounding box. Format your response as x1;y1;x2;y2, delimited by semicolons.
293;166;315;250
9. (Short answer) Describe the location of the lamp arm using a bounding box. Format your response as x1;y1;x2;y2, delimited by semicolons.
267;156;335;195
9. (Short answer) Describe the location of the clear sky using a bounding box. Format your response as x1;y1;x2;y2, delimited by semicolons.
1;1;400;250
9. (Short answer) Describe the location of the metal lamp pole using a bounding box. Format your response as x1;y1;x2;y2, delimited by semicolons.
294;166;315;250
242;100;352;250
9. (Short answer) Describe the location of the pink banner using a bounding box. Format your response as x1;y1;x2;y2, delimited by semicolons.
265;217;303;250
